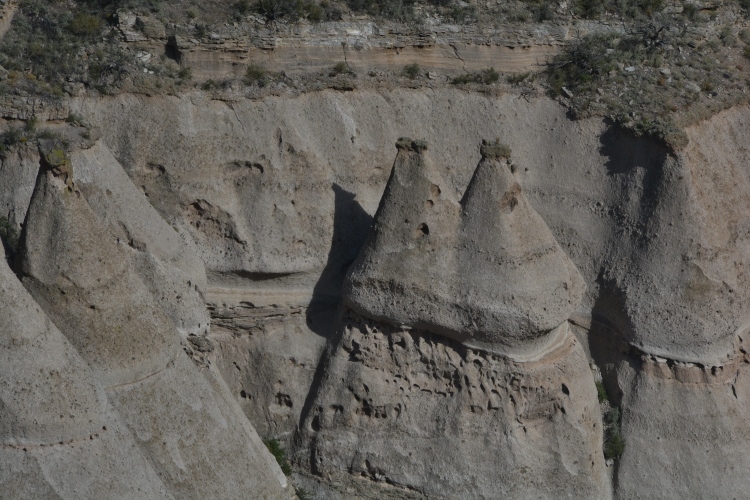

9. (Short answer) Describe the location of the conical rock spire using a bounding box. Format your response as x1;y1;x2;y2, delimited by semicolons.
344;139;585;357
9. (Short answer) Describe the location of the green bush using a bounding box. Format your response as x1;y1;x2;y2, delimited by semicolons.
595;380;608;403
604;430;625;459
264;439;292;475
575;0;663;19
68;14;103;38
452;67;499;85
234;0;252;15
345;0;412;20
507;72;531;84
24;117;37;133
296;487;313;500
0;127;23;148
330;61;352;76
603;407;625;459
244;63;267;86
402;63;420;79
178;66;192;80
256;0;325;21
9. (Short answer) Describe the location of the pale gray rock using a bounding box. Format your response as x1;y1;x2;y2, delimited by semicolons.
16;148;290;498
18;161;180;387
345;139;585;357
0;242;173;499
300;312;609;499
55;91;750;496
613;350;750;499
72;141;209;337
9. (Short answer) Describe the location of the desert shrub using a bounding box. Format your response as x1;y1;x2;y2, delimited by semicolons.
264;439;292;475
507;72;531;84
402;63;420;79
177;66;192;80
604;429;625;459
452;67;499;85
575;0;663;19
345;0;412;20
0;0;130;91
256;0;325;21
244;64;267;86
0;127;23;148
24;117;37;133
234;0;252;16
296;487;313;500
36;128;60;140
447;5;477;22
330;61;352;76
68;13;103;37
320;1;344;20
603;407;625;459
595;380;608;403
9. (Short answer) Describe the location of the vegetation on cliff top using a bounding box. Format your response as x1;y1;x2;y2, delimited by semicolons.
547;8;750;149
2;0;750;150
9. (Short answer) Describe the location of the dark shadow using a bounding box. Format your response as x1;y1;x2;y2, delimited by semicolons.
599;119;668;173
587;269;637;408
305;183;373;339
598;120;671;248
164;38;182;63
293;183;374;464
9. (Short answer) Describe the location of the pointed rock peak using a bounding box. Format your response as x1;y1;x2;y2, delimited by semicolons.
479;138;512;161
456;142;586;354
38;139;72;186
18;148;178;387
395;137;428;153
345;140;585;358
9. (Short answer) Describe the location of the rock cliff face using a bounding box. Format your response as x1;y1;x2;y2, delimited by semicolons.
3;140;290;498
301;315;608;499
0;243;173;499
2;86;750;498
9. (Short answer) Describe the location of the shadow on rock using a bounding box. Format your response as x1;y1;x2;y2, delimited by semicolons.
305;183;373;339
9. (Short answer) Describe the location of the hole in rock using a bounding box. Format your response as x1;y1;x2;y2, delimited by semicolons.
430;184;441;197
561;384;570;395
416;223;429;236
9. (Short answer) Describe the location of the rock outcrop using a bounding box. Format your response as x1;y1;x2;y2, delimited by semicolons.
299;141;607;498
3;89;750;497
344;139;585;357
13;140;290;498
0;241;172;499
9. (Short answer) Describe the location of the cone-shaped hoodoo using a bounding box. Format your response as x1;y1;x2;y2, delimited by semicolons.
344;139;585;357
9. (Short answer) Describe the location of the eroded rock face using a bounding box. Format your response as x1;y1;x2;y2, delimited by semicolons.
0;244;173;499
3;91;750;498
15;145;289;499
614;349;750;498
300;311;609;499
344;139;585;356
297;142;605;498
